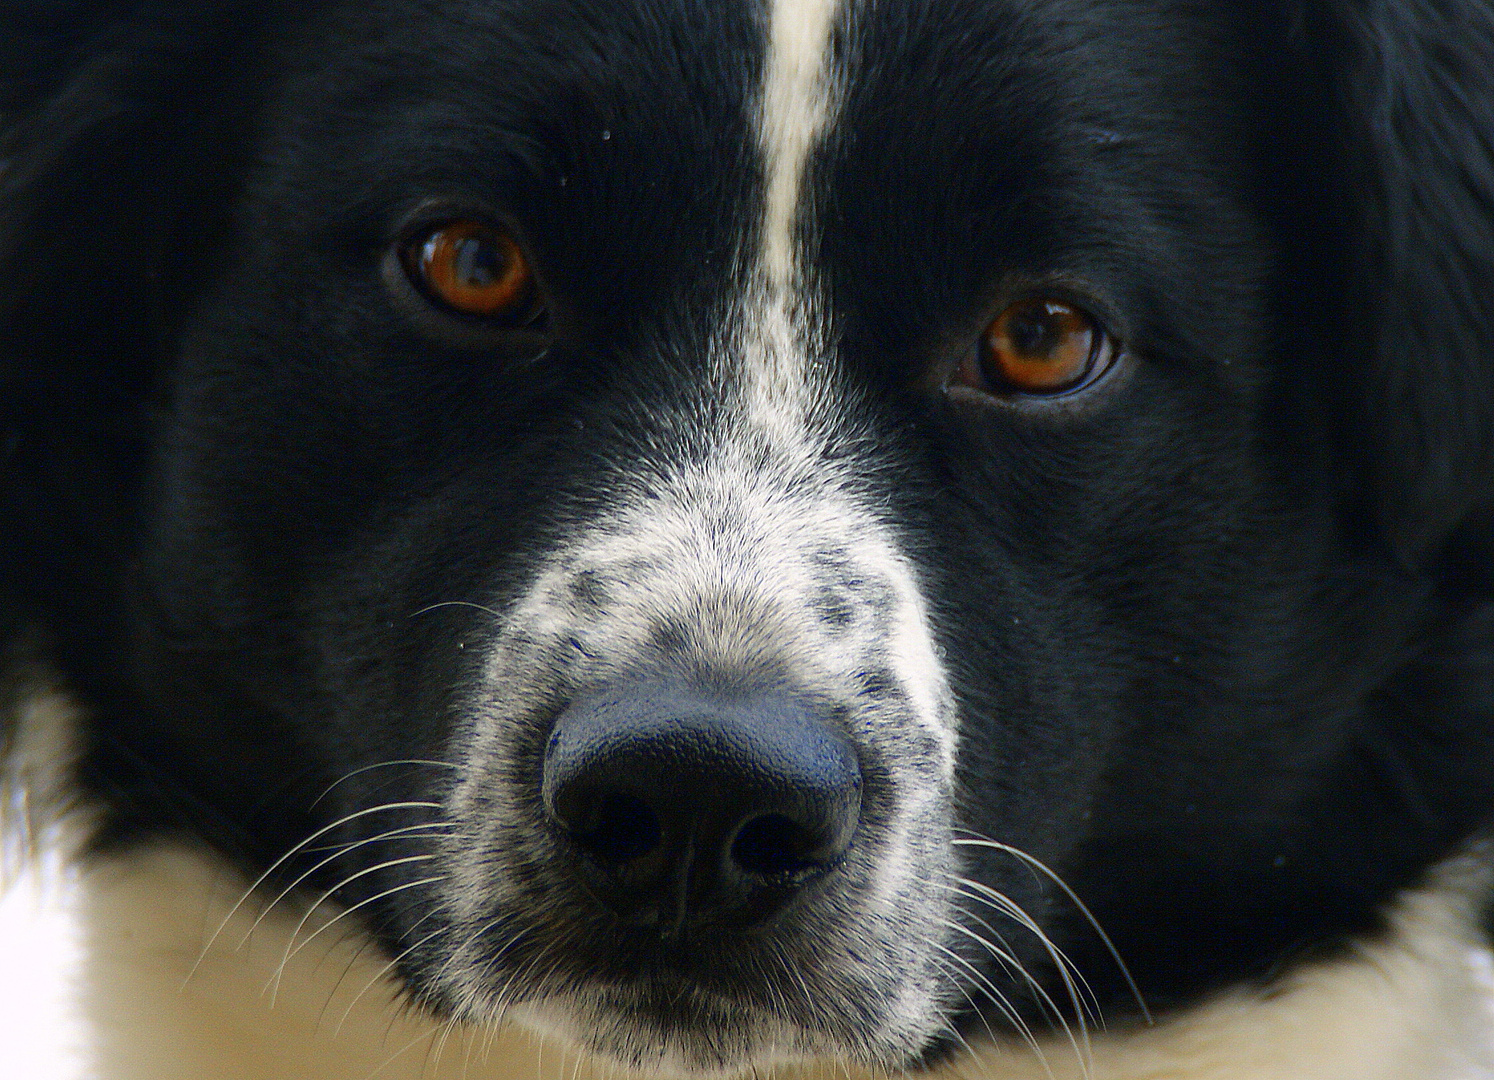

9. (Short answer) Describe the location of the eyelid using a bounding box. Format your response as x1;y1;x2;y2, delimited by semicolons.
979;269;1126;331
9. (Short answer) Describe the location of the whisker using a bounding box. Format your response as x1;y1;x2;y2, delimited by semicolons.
764;933;816;1014
432;911;529;994
938;914;1088;1078
301;819;453;853
268;856;441;1001
488;926;567;1000
442;925;558;1053
926;955;1016;1072
943;876;1097;1022
938;881;1033;976
270;873;447;1005
408;599;505;621
238;821;453;949
183;800;443;989
334;922;453;1035
938;883;1080;1028
316;916;398;1031
311;760;458;809
358;1023;441;1080
947;873;1100;1044
930;937;1051;1073
475;978;518;1069
426;1008;466;1078
953;833;1150;1023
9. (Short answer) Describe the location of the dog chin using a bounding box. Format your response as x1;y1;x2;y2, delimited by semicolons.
502;996;845;1078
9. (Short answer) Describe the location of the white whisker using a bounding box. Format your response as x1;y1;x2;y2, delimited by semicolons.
927;954;1014;1068
953;833;1150;1022
432;911;528;994
357;1023;441;1080
942;876;1097;1042
930;937;1052;1075
334;922;453;1035
948;871;1100;1055
268;856;442;1002
426;1008;466;1078
311;760;458;809
408;600;505;621
270;872;447;1005
939;914;1088;1078
238;821;452;949
183;800;444;989
316;916;398;1031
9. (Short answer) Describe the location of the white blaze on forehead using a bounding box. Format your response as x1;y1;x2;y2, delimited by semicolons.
741;0;845;438
759;0;843;289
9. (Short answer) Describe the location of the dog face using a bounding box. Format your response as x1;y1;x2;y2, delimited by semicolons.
4;0;1494;1075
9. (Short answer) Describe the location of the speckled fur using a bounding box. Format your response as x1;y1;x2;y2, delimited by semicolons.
4;0;1494;1076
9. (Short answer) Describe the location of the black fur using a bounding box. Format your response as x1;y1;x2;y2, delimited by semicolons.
3;0;1493;1069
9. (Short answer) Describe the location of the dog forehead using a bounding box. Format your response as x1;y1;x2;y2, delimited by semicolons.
294;0;1219;282
265;0;1256;398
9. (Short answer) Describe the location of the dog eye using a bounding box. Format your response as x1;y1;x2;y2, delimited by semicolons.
401;219;539;322
954;298;1116;397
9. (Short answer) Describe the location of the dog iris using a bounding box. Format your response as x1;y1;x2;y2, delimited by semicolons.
961;297;1115;396
409;220;536;320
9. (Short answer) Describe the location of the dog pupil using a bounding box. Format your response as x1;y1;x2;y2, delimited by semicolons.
1010;311;1053;357
454;235;502;287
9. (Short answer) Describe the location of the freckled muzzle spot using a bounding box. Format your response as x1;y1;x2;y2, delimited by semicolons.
814;587;857;628
436;454;960;1070
569;569;610;608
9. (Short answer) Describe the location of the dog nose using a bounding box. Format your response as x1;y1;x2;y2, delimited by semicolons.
541;683;862;932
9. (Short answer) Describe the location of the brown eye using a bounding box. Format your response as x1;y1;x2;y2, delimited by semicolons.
405;219;537;321
955;298;1115;397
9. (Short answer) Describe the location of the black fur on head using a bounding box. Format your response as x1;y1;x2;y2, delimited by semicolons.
3;0;1493;1072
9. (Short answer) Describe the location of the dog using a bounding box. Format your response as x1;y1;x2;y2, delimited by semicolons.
4;0;1494;1077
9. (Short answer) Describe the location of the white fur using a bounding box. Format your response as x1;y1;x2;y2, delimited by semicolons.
6;696;1494;1079
741;0;841;444
12;836;1494;1080
1;686;92;1080
758;0;840;291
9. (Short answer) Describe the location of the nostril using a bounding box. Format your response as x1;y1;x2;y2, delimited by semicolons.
566;791;661;864
730;813;824;878
542;683;863;927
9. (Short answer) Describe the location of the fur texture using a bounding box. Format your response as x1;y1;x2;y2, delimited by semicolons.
3;0;1494;1077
